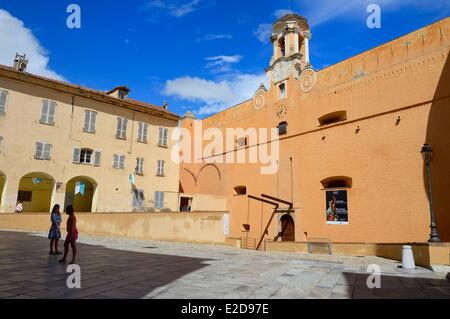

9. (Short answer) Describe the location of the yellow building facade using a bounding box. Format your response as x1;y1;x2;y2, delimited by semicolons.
0;64;180;213
180;14;450;244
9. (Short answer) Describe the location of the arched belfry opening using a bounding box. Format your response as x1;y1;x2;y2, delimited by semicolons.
267;13;313;85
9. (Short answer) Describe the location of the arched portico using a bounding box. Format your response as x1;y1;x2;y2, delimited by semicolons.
17;172;55;212
65;176;98;212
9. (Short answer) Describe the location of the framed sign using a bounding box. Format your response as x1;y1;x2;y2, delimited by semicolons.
326;190;348;225
223;213;230;235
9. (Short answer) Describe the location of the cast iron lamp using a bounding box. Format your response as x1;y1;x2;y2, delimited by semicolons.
421;144;441;243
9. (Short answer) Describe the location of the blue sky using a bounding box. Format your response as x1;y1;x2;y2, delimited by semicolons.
0;0;449;117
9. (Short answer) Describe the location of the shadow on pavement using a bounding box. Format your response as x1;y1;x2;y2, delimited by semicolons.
0;231;211;299
341;272;450;299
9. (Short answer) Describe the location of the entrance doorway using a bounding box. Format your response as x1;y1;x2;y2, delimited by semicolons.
280;214;295;242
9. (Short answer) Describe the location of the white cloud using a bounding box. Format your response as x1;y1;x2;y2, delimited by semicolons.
255;1;450;43
0;9;65;81
144;0;208;18
274;9;293;19
253;23;272;44
196;33;233;42
295;0;450;27
164;73;268;116
204;55;242;74
172;0;201;17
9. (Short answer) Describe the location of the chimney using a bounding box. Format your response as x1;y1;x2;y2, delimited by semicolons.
13;53;29;72
163;101;169;110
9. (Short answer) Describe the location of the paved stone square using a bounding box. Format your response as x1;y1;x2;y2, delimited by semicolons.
0;230;449;299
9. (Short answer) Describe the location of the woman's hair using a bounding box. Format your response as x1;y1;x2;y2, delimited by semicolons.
66;204;75;215
51;204;60;214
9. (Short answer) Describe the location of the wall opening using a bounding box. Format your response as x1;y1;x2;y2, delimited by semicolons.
280;214;295;242
65;176;97;212
278;37;286;57
318;111;347;126
320;176;353;189
17;172;55;212
180;197;193;212
278;121;288;136
234;185;247;195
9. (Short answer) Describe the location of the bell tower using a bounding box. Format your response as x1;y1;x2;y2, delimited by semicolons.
265;13;312;84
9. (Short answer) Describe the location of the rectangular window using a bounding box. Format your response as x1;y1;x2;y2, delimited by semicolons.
84;111;97;133
113;154;125;169
40;100;56;125
137;122;148;143
154;191;165;209
279;83;286;100
116;117;128;139
236;137;247;148
133;189;145;208
80;149;93;164
35;142;52;160
72;148;99;165
34;142;52;160
0;90;8;115
94;151;102;166
136;157;144;175
18;190;32;202
278;121;288;136
157;160;165;176
158;127;169;147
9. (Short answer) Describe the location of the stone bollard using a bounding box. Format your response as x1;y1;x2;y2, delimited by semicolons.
402;245;416;270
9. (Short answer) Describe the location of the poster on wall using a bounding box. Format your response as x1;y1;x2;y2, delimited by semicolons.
223;213;230;236
326;190;349;225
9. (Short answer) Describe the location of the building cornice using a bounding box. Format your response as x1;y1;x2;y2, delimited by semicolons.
0;65;180;122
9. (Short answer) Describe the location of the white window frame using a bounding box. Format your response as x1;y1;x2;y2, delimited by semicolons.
80;148;94;165
154;191;165;210
84;110;97;133
0;89;9;115
113;154;126;169
94;151;102;166
40;100;56;125
116;117;128;139
35;142;52;160
136;157;144;175
278;82;287;100
158;127;169;147
137;122;149;143
157;160;165;177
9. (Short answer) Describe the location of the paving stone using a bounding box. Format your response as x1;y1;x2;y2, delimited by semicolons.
0;230;448;299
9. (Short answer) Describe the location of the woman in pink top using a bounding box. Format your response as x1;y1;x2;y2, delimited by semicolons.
58;205;78;264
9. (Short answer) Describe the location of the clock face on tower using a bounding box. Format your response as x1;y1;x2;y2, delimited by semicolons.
276;105;287;119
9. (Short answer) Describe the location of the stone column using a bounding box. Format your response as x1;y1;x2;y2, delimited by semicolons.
294;33;299;54
273;41;278;60
304;31;312;65
284;34;290;56
2;175;19;213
